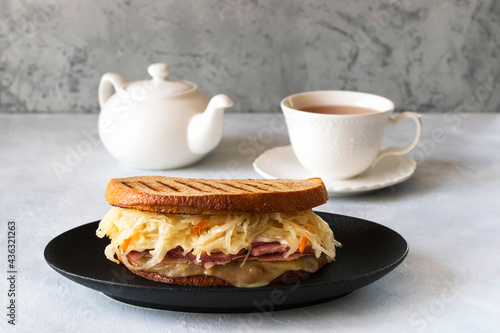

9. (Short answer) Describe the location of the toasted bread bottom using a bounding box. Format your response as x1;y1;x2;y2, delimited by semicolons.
118;254;328;287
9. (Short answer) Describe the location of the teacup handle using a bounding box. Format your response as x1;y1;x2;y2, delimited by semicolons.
370;112;422;169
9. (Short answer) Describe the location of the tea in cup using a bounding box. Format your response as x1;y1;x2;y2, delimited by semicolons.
281;90;422;180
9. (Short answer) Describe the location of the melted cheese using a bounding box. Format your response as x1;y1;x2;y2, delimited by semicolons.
135;256;320;288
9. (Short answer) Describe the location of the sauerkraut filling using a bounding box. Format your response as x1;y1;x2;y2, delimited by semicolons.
96;207;341;271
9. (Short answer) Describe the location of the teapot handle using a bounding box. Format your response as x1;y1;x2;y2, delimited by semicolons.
98;73;126;109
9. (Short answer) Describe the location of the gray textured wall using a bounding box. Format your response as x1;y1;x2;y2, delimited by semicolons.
0;0;499;113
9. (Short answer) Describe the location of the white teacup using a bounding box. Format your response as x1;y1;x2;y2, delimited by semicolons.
281;90;422;180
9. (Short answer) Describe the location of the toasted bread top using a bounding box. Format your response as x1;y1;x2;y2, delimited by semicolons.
105;176;328;214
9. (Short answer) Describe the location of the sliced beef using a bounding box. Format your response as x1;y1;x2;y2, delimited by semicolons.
126;242;315;267
250;242;288;256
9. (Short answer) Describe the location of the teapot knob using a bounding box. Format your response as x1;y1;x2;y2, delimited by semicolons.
148;63;170;81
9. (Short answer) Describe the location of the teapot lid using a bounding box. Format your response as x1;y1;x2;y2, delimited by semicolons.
126;63;197;97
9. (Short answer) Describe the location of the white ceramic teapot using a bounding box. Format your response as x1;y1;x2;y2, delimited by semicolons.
98;63;233;169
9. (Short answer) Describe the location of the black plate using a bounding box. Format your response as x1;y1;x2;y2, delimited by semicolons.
44;212;408;313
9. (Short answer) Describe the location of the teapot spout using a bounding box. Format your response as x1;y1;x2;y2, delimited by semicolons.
187;94;233;155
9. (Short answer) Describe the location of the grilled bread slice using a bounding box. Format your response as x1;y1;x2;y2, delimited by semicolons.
105;176;328;214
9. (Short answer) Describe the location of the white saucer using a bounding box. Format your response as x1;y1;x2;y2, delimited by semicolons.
253;146;416;196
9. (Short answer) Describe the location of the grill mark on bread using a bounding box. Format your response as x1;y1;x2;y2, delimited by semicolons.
218;182;254;193
121;181;133;189
263;181;289;191
175;180;204;192
264;181;290;189
196;181;229;193
138;181;158;192
156;181;180;192
272;181;290;189
237;181;268;191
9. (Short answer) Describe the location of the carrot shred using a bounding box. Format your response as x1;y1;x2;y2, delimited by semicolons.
193;220;211;234
299;227;312;253
121;237;131;251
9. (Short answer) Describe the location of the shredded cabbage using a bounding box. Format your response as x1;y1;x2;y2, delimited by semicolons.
96;207;341;270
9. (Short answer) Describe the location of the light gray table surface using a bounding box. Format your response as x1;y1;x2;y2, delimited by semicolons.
0;113;499;332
